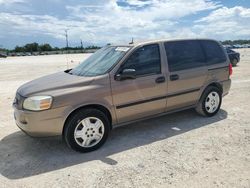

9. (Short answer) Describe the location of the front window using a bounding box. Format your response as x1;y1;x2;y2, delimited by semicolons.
70;46;130;76
121;44;161;76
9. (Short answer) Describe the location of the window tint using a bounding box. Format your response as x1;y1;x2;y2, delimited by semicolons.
164;40;206;72
122;44;161;76
201;40;227;65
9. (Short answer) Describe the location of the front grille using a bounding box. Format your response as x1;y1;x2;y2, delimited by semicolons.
13;93;25;109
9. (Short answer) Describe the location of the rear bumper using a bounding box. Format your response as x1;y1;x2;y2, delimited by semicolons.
14;106;68;137
221;79;231;97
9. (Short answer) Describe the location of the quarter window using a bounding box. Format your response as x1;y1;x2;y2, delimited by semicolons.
164;40;206;72
121;44;161;76
201;40;227;65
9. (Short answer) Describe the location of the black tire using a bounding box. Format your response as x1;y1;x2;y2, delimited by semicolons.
195;86;222;117
231;59;238;67
64;108;110;153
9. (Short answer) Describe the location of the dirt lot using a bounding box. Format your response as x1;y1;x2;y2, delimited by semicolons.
0;50;249;188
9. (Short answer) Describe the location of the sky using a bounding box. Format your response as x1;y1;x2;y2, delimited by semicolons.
0;0;250;49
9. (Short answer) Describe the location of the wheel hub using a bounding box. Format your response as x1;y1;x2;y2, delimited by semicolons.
205;91;220;113
74;117;104;148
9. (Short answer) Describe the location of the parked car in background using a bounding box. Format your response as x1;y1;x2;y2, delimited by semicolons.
0;53;7;58
226;48;240;67
13;39;232;152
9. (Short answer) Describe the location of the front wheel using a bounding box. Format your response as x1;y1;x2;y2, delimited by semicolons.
64;108;110;152
196;86;222;117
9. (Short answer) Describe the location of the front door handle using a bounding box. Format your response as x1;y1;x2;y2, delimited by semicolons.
155;76;165;83
170;74;179;81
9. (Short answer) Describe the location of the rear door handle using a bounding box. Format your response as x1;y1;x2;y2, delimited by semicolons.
155;76;165;83
170;74;179;81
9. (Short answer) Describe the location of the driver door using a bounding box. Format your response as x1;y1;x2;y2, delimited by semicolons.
110;43;167;123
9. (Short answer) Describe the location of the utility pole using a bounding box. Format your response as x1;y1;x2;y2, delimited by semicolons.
65;29;69;50
64;29;69;69
80;39;83;52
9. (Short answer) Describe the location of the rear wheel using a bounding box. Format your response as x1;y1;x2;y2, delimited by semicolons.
196;86;222;117
64;108;110;152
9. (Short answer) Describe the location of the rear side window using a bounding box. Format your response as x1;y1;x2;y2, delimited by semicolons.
122;44;161;76
164;40;206;72
201;40;227;65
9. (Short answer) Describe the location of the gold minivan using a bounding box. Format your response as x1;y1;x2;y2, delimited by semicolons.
13;39;232;152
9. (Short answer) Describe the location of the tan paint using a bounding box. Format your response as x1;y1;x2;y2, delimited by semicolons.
13;39;231;137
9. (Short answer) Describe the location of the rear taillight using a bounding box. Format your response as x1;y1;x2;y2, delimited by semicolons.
229;63;233;76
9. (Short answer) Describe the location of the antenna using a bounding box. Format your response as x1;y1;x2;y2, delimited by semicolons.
64;29;69;69
129;37;134;44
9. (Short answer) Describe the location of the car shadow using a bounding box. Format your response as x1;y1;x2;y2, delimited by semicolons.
0;109;227;179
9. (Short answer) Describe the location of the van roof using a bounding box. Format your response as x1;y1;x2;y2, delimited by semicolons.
112;38;219;47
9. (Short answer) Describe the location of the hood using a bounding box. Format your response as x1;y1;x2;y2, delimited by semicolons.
17;71;94;97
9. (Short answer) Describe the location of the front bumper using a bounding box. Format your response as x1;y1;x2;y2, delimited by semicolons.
14;106;68;137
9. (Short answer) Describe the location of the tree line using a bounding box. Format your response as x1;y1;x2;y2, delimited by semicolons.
1;40;250;53
221;40;250;45
0;42;100;53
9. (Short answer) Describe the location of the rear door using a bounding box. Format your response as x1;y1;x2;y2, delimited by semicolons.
164;40;207;111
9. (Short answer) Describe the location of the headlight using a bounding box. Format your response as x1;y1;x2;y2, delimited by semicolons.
23;96;53;111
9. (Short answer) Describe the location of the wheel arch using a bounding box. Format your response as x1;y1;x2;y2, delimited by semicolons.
62;104;113;136
207;82;223;93
199;81;223;102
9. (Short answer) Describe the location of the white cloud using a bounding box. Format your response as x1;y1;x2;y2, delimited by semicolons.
64;0;220;43
0;0;221;45
118;0;153;7
196;6;250;22
0;13;86;39
0;0;249;47
194;6;250;40
0;0;25;5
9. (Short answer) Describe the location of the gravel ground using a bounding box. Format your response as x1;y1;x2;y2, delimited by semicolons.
0;50;249;188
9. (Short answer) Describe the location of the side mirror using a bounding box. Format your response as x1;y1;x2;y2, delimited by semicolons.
115;69;136;81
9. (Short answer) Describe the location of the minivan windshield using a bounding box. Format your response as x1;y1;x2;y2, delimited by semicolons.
69;46;131;76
